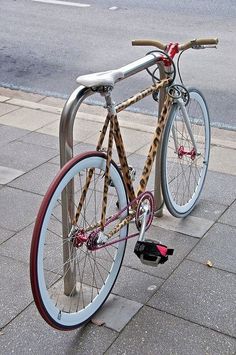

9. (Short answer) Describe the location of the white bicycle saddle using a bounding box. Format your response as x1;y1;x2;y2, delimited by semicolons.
76;69;124;88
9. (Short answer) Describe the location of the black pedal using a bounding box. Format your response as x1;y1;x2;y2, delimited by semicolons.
134;239;174;267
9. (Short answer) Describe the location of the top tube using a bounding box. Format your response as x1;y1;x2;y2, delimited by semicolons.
117;52;162;81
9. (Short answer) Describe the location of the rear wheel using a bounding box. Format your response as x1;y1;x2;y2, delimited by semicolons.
161;88;210;217
30;152;128;330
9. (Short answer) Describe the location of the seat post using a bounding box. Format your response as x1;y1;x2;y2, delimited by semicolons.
103;87;116;116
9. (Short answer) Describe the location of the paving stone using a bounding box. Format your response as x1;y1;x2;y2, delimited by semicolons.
48;154;60;166
0;87;44;102
148;260;236;337
0;165;24;184
0;226;15;244
0;187;42;232
0;107;59;131
17;131;60;150
92;294;142;332
0;124;30;147
123;224;197;279
209;146;236;175
80;99;114;117
219;200;236;227
0;255;33;328
76;111;113;126
37;117;102;143
0;95;10;102
123;152;147;170
152;211;214;238
211;126;236;150
112;266;163;304
39;96;66;108
188;223;236;273
107;306;236;355
48;142;100;166
1;303;117;354
76;106;155;135
134;142;152;156
35;120;60;137
87;125;152;154
0;102;20;116
202;170;236;206
74;141;101;154
0;141;57;172
190;198;228;221
9;163;59;195
0;224;34;263
117;109;156;130
7;98;62;115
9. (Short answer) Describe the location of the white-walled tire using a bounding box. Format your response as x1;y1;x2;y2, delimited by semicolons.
161;88;210;217
30;152;128;330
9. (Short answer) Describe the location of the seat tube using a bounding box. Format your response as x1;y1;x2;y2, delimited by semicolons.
99;89;116;231
154;62;166;217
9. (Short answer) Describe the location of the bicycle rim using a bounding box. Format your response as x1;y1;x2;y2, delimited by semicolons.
30;152;128;330
161;88;210;217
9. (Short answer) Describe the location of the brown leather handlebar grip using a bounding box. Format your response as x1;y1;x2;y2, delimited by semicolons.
132;39;166;50
179;38;219;50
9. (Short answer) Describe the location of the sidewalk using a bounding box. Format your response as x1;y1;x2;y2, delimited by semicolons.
0;87;235;354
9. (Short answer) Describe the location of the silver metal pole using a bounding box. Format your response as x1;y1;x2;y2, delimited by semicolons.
60;86;93;295
59;86;92;168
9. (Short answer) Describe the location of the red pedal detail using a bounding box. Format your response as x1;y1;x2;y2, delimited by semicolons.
156;245;168;257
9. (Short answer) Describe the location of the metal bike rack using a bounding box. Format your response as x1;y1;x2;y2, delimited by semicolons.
59;86;93;295
59;54;166;293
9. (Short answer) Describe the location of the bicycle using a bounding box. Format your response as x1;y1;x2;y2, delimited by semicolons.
30;37;218;330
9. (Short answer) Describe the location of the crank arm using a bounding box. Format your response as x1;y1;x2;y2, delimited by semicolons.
137;204;150;242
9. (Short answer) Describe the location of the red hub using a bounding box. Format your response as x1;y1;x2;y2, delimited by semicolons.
178;145;196;160
73;230;88;248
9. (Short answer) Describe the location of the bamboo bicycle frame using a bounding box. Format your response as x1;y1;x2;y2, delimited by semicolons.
72;78;172;238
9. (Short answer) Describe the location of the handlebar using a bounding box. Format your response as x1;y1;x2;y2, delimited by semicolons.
132;38;219;51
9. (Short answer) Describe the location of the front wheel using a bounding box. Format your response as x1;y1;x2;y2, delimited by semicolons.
161;88;210;217
30;152;128;330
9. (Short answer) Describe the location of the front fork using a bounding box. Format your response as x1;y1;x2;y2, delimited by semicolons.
172;99;198;154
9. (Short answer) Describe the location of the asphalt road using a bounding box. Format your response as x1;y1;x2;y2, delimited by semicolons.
0;0;236;129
